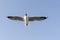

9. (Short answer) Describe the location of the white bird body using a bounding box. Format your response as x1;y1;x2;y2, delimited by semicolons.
7;13;47;26
23;15;29;26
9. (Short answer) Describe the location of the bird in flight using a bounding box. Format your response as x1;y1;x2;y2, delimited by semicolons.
7;13;48;26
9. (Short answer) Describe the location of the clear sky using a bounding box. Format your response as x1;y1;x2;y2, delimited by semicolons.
0;0;60;40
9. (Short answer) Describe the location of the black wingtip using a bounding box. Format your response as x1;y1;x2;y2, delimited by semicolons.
7;16;12;18
7;16;10;18
40;16;48;20
41;16;48;19
45;17;48;19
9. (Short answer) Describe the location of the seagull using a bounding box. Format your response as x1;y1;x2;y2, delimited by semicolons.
7;13;48;26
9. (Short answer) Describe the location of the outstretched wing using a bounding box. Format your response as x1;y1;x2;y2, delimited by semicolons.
7;16;24;21
29;16;47;21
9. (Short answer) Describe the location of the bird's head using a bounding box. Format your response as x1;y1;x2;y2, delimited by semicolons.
25;13;27;16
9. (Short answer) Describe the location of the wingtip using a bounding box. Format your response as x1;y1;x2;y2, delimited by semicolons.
7;16;12;19
42;16;48;20
7;16;10;18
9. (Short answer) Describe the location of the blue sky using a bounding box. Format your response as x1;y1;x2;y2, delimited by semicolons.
0;0;60;40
